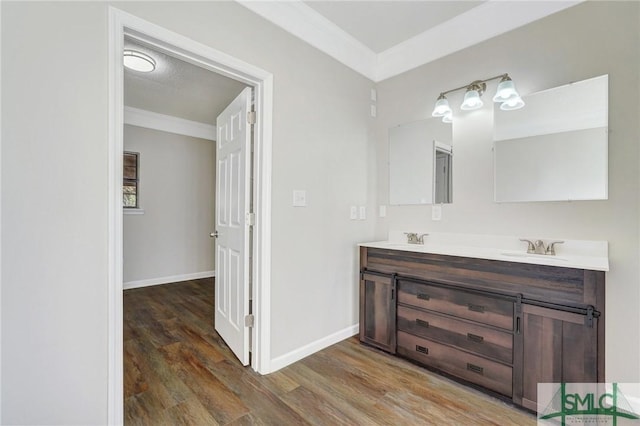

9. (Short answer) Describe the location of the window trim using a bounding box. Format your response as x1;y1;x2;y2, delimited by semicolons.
123;151;140;209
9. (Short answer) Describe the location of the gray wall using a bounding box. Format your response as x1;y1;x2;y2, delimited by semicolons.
1;2;375;424
374;2;640;383
2;3;109;424
123;125;215;286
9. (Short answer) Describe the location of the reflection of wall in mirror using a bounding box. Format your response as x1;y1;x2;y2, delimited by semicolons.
493;75;608;202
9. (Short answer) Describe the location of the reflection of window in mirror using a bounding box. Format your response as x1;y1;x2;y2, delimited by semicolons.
434;143;452;204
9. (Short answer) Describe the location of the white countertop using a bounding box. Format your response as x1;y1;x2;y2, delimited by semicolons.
359;232;609;272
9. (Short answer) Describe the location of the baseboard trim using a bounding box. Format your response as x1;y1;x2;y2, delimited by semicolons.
269;324;359;373
124;270;215;290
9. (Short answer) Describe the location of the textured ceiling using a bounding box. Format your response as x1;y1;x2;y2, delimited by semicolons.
304;0;483;53
124;37;248;125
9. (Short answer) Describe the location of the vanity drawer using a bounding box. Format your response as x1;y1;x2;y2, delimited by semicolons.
397;331;513;397
397;280;513;330
397;305;513;364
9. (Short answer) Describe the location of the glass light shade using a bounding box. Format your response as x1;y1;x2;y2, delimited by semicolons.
442;112;453;123
460;89;483;110
493;79;518;102
123;50;156;72
431;95;452;117
500;96;525;110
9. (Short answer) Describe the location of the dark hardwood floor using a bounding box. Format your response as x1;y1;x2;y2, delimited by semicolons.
124;278;535;425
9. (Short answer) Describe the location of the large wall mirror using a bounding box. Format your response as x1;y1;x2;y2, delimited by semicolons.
389;118;453;205
493;75;608;202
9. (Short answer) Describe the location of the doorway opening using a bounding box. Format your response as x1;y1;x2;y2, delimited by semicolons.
108;7;273;424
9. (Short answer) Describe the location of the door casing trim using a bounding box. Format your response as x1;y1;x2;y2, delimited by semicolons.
108;7;273;424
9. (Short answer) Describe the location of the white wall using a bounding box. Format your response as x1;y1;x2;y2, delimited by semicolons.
123;124;215;287
374;2;640;383
1;2;375;424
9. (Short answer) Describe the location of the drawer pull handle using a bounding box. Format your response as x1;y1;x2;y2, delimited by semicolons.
417;293;430;301
467;333;484;343
416;345;429;354
468;304;485;313
416;318;430;328
467;363;484;375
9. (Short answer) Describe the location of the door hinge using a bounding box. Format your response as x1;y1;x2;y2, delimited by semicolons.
586;306;595;328
247;110;256;125
245;314;255;327
246;212;255;226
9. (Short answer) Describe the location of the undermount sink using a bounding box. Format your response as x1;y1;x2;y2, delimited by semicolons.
500;252;568;261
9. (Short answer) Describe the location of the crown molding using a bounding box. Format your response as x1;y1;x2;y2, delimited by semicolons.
236;0;377;81
237;0;583;83
124;106;216;141
375;0;583;81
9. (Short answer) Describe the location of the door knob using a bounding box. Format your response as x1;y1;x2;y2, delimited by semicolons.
210;231;218;238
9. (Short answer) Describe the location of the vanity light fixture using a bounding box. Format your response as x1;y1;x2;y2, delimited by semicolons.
123;49;156;73
431;73;524;122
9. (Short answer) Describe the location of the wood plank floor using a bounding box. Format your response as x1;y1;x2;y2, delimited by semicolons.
124;278;535;425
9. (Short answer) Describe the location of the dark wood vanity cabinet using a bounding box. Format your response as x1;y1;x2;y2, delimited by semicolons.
359;246;605;410
514;304;600;411
359;271;396;353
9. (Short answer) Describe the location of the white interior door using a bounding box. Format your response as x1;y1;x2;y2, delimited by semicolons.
214;87;252;365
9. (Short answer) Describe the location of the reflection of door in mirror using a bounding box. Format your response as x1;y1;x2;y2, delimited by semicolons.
435;147;452;204
389;118;453;205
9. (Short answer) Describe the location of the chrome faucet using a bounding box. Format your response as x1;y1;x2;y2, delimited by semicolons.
405;232;428;245
520;239;564;255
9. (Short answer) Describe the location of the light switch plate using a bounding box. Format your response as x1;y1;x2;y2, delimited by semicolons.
432;204;442;221
293;190;306;207
379;205;386;217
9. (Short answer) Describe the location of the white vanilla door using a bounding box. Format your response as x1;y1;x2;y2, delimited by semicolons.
214;87;252;365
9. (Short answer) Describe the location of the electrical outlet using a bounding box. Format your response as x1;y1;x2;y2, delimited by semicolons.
359;206;366;220
370;88;377;102
432;204;442;221
370;105;377;117
350;206;358;220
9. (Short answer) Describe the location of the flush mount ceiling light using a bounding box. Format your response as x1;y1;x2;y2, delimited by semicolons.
431;73;524;122
123;49;156;72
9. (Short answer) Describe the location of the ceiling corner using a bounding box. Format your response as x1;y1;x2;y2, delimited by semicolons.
236;0;377;81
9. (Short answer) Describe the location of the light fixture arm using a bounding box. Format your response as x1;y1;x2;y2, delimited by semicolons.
438;73;509;97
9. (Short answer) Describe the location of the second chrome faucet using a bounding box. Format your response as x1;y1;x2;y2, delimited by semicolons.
405;232;428;245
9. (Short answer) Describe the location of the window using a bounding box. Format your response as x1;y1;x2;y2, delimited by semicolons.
123;151;139;208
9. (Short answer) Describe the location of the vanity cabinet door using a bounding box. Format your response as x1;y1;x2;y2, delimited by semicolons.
360;272;396;353
515;304;599;411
